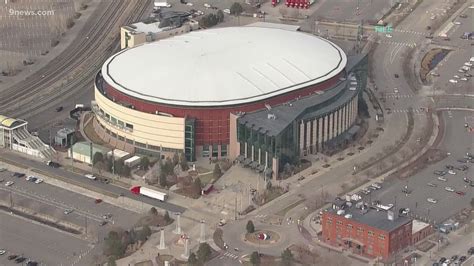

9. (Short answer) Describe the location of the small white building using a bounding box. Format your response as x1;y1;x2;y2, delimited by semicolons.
124;155;141;167
107;149;131;161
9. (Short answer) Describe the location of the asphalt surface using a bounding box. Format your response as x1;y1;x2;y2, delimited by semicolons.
363;111;473;223
0;212;91;266
0;151;186;213
0;168;140;230
314;0;393;22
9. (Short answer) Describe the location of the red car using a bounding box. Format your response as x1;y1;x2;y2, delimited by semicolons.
455;191;465;196
95;199;103;204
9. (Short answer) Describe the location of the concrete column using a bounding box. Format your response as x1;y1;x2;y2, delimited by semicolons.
334;109;340;137
174;213;181;234
318;117;323;150
299;121;305;155
338;108;343;135
312;119;317;154
342;105;347;132
353;96;359;123
328;113;334;140
323;115;328;143
181;238;189;259
348;100;353;127
251;145;254;161
265;151;268;168
158;229;166;249
306;121;311;154
244;142;248;158
199;220;206;243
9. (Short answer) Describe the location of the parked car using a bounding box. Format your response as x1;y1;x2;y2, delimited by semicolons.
444;186;455;192
445;165;454;170
448;170;456;175
393;88;399;93
47;161;61;168
7;255;18;260
15;257;26;263
64;209;74;215
297;176;305;181
55;106;63;112
434;170;446;176
12;172;25;178
463;177;471;183
5;181;14;186
0;249;6;255
34;179;43;184
99;221;108;226
449;79;458;83
223;8;230;14
427;198;438;204
459;255;467;262
28;177;38;183
95;198;103;204
456;191;466;196
437;176;447;182
427;182;437;187
439;257;447;263
469;247;474;255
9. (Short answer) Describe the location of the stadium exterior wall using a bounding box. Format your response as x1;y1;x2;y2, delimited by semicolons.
98;71;343;148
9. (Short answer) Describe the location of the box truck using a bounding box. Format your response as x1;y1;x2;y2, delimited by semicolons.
130;186;168;201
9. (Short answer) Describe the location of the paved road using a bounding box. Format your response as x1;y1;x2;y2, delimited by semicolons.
314;0;393;22
0;168;140;230
367;111;473;223
0;212;91;266
0;150;186;213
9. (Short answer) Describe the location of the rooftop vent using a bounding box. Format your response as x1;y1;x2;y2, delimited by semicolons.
336;210;345;216
267;113;277;120
387;210;394;221
344;213;352;219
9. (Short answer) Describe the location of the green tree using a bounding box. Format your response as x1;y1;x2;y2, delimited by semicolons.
179;152;189;171
208;13;218;26
192;177;202;196
104;231;125;257
216;10;224;22
213;163;222;178
188;252;198;265
93;152;104;165
250;251;260;265
149;207;158;216
230;2;243;15
108;256;117;266
142;225;152;238
197;242;212;262
164;211;171;223
159;171;167;188
172;152;180;166
246;220;255;233
281;248;293;266
140;156;150;170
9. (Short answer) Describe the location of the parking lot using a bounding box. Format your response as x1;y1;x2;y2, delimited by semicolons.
0;211;91;266
358;111;473;223
0;168;140;230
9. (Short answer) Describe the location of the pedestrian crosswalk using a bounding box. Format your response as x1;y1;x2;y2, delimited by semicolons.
393;29;428;36
377;40;416;47
388;108;427;114
255;214;267;218
219;252;239;260
385;94;415;99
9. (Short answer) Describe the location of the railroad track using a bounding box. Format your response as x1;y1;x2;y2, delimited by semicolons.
0;0;151;121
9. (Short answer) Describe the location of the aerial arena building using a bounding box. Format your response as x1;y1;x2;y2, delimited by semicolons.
93;25;368;178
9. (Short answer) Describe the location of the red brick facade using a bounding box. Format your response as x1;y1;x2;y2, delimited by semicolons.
321;212;412;261
103;72;342;146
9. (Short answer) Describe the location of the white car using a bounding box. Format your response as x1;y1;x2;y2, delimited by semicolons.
427;198;438;203
448;170;456;175
465;62;473;66
34;178;43;184
449;79;458;84
5;181;14;187
64;209;74;215
0;249;5;255
223;8;230;14
453;21;461;25
460;77;468;81
444;186;455;192
372;183;382;189
453;75;460;79
186;2;193;6
203;3;211;8
393;88;399;93
26;175;34;181
385;34;393;38
85;174;97;180
437;176;447;182
458;69;466;73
